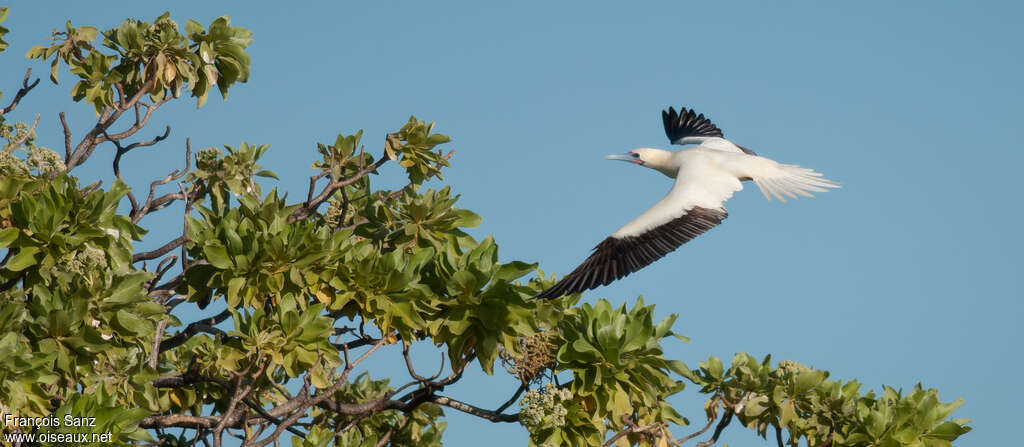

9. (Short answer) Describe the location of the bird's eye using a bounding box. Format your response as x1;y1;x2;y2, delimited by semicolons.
630;152;639;158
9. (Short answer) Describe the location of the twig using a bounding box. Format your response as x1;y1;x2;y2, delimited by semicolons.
66;77;156;170
289;151;389;223
0;68;40;116
250;338;389;447
159;309;232;351
696;411;733;447
603;422;665;447
5;114;40;153
150;255;179;289
59;111;72;161
150;318;169;369
430;396;519;423
495;383;528;414
678;407;718;445
134;235;188;263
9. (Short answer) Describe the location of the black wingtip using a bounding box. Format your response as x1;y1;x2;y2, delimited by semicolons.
662;106;724;144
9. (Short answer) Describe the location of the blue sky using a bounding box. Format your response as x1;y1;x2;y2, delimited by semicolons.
3;1;1021;445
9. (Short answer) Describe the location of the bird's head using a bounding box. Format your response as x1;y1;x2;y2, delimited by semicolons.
604;148;676;177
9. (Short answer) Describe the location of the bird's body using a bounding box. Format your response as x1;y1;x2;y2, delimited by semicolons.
534;106;839;299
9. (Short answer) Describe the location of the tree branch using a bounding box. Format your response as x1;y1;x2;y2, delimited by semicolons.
696;411;733;447
66;76;156;170
59;112;72;162
4;114;40;153
495;383;527;414
134;235;187;263
159;309;232;351
0;68;40;116
678;407;718;445
603;422;665;447
289;151;389;223
431;395;519;423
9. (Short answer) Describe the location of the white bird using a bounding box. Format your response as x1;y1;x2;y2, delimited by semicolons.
534;106;839;299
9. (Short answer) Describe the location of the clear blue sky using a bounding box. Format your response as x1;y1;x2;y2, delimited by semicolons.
3;2;1021;445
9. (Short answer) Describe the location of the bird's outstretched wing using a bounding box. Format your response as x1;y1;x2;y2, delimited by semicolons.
663;106;758;155
534;158;743;299
662;106;723;143
533;206;726;299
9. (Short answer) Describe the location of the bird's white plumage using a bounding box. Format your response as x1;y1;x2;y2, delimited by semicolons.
610;146;838;238
533;105;840;300
674;136;746;154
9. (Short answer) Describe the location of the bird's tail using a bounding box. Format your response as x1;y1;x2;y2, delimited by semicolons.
751;164;840;202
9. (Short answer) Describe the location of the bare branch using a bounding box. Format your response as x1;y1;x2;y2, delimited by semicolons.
603;422;665;447
4;114;40;153
403;343;445;383
430;396;519;423
140;414;219;429
150;318;169;369
696;411;733;447
66;77;156;170
59;112;72;162
150;255;179;288
159;309;232;351
678;407;718;445
134;235;188;263
495;383;528;414
0;69;41;116
290;151;389;223
98;97;172;143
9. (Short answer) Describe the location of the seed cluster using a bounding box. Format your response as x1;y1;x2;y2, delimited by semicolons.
519;383;573;432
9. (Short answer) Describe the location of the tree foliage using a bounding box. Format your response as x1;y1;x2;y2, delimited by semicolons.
0;9;970;447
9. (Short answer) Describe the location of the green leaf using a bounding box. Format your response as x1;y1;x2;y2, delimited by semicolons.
203;244;232;269
255;169;279;179
925;421;970;441
6;246;40;271
0;227;18;247
113;309;149;335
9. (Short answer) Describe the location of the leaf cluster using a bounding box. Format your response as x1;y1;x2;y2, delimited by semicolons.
0;175;162;444
682;353;972;446
25;12;251;112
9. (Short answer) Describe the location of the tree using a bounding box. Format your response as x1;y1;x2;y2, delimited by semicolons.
0;9;971;447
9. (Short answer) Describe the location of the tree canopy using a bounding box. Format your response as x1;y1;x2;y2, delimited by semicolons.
0;9;971;447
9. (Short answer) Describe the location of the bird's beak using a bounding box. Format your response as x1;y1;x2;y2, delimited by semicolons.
604;152;641;164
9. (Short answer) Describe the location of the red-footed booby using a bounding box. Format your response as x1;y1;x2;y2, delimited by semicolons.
534;106;839;299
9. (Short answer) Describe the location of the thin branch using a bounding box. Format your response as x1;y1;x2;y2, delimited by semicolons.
495;383;527;414
5;114;40;153
59;112;72;162
150;370;306;438
678;407;718;445
66;77;156;170
150;318;169;369
696;411;733;447
402;343;445;383
251;338;388;447
332;336;381;352
159;309;232;351
289;152;389;223
430;396;519;423
134;235;187;263
150;255;179;288
0;68;40;116
96;96;171;144
603;422;665;447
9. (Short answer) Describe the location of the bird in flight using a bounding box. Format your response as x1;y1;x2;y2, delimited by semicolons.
534;106;839;299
